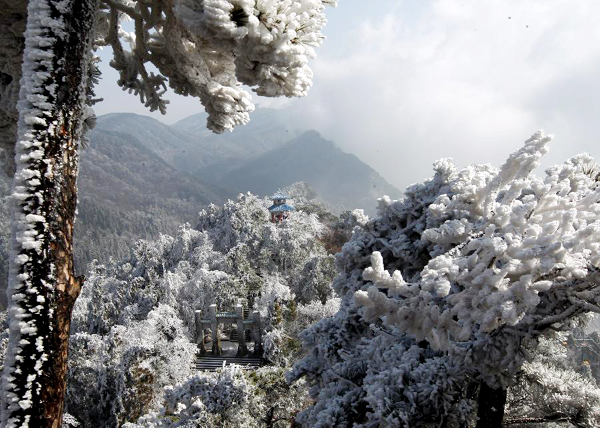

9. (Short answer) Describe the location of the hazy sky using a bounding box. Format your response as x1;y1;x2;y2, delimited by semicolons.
94;0;600;191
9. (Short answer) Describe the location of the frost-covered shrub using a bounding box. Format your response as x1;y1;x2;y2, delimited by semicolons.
197;193;270;253
72;224;234;338
507;333;600;427
291;132;600;426
254;276;296;365
255;275;294;319
162;366;250;422
358;335;476;427
67;333;120;427
127;366;311;428
263;328;289;366
287;298;340;338
291;254;336;304
66;305;196;427
245;367;312;428
117;305;197;401
126;366;253;428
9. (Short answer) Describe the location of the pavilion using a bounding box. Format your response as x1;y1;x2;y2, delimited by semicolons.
268;191;294;223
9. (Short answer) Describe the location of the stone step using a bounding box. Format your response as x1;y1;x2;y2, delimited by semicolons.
196;356;263;372
196;358;262;364
196;364;262;371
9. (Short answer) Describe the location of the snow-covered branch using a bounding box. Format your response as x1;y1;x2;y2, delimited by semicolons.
352;133;600;385
292;132;600;426
97;0;335;132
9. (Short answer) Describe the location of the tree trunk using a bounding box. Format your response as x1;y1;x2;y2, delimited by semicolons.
475;382;507;428
1;1;97;427
455;380;480;428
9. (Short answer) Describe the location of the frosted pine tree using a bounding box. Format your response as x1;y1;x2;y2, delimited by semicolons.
290;132;600;427
1;1;336;426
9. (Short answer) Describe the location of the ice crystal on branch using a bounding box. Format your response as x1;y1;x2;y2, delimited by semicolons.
355;132;600;384
291;132;600;426
97;0;334;132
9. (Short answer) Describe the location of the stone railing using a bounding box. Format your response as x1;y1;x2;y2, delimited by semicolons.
195;304;263;357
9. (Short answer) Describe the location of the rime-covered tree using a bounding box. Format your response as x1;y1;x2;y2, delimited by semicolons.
67;304;197;427
505;333;600;427
64;192;338;425
123;365;315;428
0;1;335;426
290;133;600;427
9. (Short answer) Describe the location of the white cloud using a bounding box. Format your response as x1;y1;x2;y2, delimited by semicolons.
287;0;600;189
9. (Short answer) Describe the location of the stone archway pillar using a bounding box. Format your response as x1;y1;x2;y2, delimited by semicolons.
195;310;207;355
236;304;247;356
209;304;221;355
252;311;263;356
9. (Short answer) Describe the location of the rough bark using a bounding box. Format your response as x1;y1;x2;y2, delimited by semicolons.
476;382;508;428
1;1;98;427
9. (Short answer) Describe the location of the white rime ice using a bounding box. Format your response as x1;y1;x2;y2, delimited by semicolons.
97;0;335;133
290;132;600;427
1;1;68;426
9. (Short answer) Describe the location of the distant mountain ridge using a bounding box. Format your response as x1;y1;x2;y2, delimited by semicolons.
94;110;401;214
173;109;303;182
219;130;400;212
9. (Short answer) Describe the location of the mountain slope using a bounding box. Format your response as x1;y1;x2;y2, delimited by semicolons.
173;108;302;179
74;128;226;271
92;111;401;214
95;113;203;172
97;109;302;176
218;131;401;213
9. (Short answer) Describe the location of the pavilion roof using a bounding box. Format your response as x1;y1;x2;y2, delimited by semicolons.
270;192;290;200
269;203;295;212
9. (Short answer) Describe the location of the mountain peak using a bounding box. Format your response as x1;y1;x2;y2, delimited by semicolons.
88;111;401;214
298;129;323;140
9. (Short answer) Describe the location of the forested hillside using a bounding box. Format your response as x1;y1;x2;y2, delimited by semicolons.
62;193;344;426
75;127;227;271
1;106;396;306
